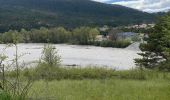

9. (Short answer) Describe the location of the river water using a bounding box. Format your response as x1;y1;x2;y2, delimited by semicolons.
0;43;141;70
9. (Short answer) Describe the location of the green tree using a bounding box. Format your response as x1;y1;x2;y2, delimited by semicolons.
20;28;30;43
48;27;70;43
72;27;89;45
1;30;23;43
29;27;48;43
135;13;170;70
41;44;61;67
36;44;61;81
89;28;100;43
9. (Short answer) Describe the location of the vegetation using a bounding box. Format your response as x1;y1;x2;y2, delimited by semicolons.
0;27;97;44
121;27;154;33
0;42;169;99
0;3;169;100
94;40;131;48
135;13;170;71
0;91;11;100
4;67;170;100
0;38;33;100
0;27;131;48
28;78;170;100
0;0;157;32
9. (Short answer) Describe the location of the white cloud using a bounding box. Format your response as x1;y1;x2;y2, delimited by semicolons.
93;0;111;2
112;0;170;12
93;0;170;13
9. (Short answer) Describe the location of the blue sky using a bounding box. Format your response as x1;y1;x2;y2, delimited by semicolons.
92;0;170;13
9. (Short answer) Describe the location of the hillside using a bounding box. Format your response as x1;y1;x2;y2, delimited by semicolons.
0;0;156;32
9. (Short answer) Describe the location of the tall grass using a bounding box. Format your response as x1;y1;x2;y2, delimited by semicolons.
28;79;170;100
4;66;170;100
6;66;170;81
0;91;11;100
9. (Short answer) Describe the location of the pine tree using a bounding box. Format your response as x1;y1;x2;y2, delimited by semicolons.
135;13;170;70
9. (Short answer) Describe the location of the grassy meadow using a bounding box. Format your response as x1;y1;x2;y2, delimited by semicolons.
27;67;170;100
1;65;170;100
29;78;170;100
0;37;169;100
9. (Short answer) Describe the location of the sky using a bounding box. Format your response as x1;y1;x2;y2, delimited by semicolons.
92;0;170;13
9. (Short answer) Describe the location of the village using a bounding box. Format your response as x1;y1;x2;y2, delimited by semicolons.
96;23;153;43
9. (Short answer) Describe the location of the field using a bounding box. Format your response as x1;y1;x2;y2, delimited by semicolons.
0;41;169;100
1;66;170;100
28;79;170;100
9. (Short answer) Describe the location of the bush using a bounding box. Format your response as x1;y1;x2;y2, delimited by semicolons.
41;44;61;67
112;40;131;48
94;40;131;48
115;69;147;80
100;40;113;47
158;61;170;72
31;66;116;80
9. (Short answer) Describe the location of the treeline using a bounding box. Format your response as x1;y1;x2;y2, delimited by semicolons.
0;27;99;44
0;27;131;48
121;27;154;34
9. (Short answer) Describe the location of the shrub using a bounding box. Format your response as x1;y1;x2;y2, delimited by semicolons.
32;66;116;80
41;44;61;67
96;40;131;48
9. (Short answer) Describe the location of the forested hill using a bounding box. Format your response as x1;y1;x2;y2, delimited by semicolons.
0;0;156;32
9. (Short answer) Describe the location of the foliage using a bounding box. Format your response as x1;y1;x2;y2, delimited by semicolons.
0;26;132;48
95;40;131;48
0;30;23;43
15;63;170;81
121;27;154;34
41;44;61;67
0;27;100;45
0;0;156;32
35;44;61;81
0;42;33;99
131;33;141;42
29;77;170;100
72;27;100;45
33;66;115;80
135;13;170;70
5;63;170;99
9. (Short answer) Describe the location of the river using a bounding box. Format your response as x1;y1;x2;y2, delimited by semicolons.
0;43;141;70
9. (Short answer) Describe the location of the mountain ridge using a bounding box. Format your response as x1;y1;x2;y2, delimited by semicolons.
0;0;156;32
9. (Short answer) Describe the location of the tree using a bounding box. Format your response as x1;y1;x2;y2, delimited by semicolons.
41;44;61;67
72;27;90;45
108;28;122;41
48;27;70;43
89;28;100;42
29;27;48;43
135;13;170;70
20;29;30;43
36;44;61;81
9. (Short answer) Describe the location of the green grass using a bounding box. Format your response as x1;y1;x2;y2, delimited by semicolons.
28;79;170;100
4;66;170;100
0;90;11;100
